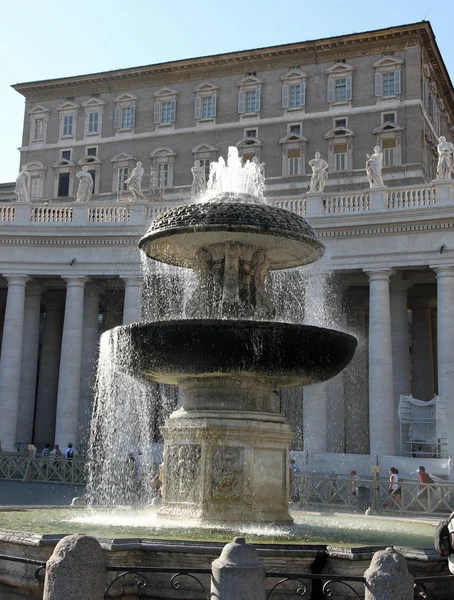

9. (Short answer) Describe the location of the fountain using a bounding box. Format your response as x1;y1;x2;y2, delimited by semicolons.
94;147;357;523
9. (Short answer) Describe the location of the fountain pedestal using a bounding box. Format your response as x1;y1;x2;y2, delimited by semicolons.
158;376;293;523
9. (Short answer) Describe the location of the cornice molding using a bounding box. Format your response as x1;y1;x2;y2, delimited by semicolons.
12;23;453;117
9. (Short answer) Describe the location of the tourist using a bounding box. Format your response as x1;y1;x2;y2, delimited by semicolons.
350;470;358;504
151;462;164;504
65;443;74;460
49;444;62;457
387;467;401;508
290;459;300;502
41;444;51;457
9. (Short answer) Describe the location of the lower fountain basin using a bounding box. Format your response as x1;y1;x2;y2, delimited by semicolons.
118;320;357;388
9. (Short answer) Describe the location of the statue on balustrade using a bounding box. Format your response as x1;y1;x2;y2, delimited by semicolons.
15;165;31;202
366;146;384;188
309;152;328;192
75;166;93;202
125;161;145;201
191;160;206;199
436;136;454;180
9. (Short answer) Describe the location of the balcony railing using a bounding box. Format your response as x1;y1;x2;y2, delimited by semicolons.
0;181;452;226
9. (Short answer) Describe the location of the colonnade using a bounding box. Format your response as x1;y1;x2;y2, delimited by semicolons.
303;266;454;458
0;275;142;451
0;266;453;457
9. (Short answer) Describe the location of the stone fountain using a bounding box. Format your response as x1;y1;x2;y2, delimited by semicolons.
104;148;357;524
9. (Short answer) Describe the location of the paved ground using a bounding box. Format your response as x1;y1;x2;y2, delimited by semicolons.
0;481;85;505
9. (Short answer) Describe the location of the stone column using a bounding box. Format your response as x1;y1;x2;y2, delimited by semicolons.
343;291;369;454
410;299;435;401
433;266;454;458
78;284;101;445
326;373;345;453
0;275;28;451
303;382;328;452
366;269;394;456
54;277;86;448
16;285;43;443
34;297;64;445
122;276;142;325
390;279;412;455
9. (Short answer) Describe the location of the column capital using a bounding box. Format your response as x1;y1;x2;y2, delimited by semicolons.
431;265;454;278
62;276;89;287
85;283;102;297
122;276;143;287
26;283;44;298
364;268;394;281
3;274;30;286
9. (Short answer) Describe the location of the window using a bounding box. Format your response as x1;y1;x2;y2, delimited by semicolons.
335;79;347;103
373;57;403;99
245;91;257;114
28;105;50;144
245;129;257;138
334;144;347;171
30;177;41;199
62;114;73;137
113;93;137;132
87;111;99;134
287;148;301;175
61;150;71;161
153;87;178;127
289;124;301;135
382;138;396;166
87;147;97;156
193;83;218;123
237;75;263;117
34;119;44;140
326;63;354;105
335;118;347;128
246;72;257;77
150;147;176;191
157;163;169;188
198;158;211;180
382;112;396;124
58;173;70;197
161;102;173;124
117;167;129;194
281;70;307;112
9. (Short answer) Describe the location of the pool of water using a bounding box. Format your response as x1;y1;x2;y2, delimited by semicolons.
0;508;436;549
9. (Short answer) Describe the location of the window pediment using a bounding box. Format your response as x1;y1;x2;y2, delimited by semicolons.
326;62;354;75
78;155;103;166
150;147;176;158
57;101;79;112
237;75;263;88
373;122;404;134
82;97;107;108
236;137;262;148
325;126;355;139
191;143;216;154
280;70;307;82
111;152;136;162
279;133;308;145
153;87;178;99
193;82;219;93
28;105;50;115
24;161;46;172
53;158;76;168
114;92;137;104
373;56;403;69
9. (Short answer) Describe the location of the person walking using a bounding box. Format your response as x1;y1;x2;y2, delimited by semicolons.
387;466;401;508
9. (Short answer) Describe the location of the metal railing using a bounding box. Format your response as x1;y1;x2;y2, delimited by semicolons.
0;453;87;485
299;473;454;515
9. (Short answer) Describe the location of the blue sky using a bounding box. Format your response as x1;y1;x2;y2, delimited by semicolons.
1;0;453;182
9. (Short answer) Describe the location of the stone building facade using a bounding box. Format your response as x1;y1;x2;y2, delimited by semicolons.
0;22;454;460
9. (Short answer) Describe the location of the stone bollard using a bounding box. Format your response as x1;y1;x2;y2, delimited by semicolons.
43;534;105;600
364;547;413;600
211;536;265;600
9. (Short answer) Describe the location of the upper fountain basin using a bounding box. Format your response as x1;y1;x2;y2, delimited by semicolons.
139;193;325;270
116;319;357;388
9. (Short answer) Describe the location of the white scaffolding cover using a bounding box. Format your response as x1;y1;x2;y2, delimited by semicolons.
398;394;448;450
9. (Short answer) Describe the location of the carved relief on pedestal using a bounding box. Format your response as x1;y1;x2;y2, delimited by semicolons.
166;444;201;501
211;446;243;500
